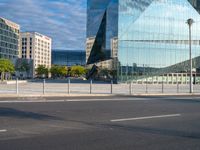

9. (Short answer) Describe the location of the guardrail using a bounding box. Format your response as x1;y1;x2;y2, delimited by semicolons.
0;78;200;95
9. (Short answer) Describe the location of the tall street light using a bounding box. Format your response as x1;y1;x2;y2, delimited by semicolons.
186;18;194;93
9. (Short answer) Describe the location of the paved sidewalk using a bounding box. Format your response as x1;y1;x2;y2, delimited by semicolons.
0;81;200;97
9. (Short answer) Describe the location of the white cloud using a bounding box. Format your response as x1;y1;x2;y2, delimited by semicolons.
0;0;87;50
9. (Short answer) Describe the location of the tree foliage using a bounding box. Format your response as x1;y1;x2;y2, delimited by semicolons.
50;65;67;78
69;65;86;77
16;60;30;72
35;65;48;78
0;59;15;81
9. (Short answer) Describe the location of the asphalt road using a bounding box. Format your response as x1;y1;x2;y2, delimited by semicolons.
0;96;200;150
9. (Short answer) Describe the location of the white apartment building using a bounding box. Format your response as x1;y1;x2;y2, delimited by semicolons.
20;32;52;71
0;17;20;59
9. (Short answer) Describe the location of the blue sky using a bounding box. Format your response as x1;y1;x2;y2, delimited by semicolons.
0;0;87;50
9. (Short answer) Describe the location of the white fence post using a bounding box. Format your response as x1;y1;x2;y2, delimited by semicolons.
162;81;164;93
16;78;19;94
43;79;45;94
146;78;148;93
68;78;70;94
177;82;179;93
90;80;92;94
111;80;113;94
129;82;132;95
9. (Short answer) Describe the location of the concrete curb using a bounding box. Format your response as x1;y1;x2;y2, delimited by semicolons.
0;93;200;98
0;94;116;98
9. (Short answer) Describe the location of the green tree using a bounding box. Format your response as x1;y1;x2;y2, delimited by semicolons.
15;59;30;78
50;65;67;78
69;65;86;77
35;65;48;78
17;61;30;72
59;66;68;77
0;59;15;81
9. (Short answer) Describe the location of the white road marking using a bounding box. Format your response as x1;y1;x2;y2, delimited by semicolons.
0;129;7;133
111;114;181;122
67;98;149;102
0;100;66;103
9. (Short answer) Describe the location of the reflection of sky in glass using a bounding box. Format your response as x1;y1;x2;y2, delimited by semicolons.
118;0;200;68
87;0;118;50
88;0;111;9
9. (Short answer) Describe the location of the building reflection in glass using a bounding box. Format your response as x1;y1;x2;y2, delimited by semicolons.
87;0;200;83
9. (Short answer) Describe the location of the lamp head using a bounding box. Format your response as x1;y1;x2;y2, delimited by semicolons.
186;18;194;26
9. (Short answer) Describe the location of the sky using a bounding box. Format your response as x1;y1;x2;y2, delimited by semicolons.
0;0;87;50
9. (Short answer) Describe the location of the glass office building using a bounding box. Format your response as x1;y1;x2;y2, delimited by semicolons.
87;0;200;83
189;0;200;13
87;0;118;64
0;17;20;60
52;50;85;66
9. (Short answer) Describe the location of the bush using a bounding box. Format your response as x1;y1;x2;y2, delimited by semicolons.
69;66;86;77
35;65;48;78
50;65;67;78
0;59;15;81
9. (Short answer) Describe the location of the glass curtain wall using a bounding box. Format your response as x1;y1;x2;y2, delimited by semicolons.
87;0;118;64
118;0;200;83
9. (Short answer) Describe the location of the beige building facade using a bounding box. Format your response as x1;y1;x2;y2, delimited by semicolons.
111;37;118;59
86;37;95;64
0;17;20;60
20;32;52;71
86;36;118;70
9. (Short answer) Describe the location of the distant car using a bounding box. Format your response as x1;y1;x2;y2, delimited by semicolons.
82;77;87;80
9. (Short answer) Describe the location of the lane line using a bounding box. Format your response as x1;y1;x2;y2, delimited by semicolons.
0;100;66;103
0;129;7;133
111;114;181;122
67;99;149;102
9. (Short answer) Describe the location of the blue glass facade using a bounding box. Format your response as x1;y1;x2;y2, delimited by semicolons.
87;0;200;82
87;0;118;64
52;50;85;66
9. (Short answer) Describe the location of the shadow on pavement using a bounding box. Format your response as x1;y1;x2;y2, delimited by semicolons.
159;97;200;104
0;107;61;120
62;119;200;140
122;95;200;104
105;123;200;140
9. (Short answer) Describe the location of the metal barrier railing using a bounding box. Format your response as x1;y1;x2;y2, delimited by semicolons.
2;78;200;95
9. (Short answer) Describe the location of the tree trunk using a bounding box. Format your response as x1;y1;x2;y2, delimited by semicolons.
1;72;4;81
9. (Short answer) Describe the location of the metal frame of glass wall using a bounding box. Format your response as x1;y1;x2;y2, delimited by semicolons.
87;0;200;83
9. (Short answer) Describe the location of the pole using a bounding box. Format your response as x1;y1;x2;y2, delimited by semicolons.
111;80;113;94
177;83;179;93
43;79;45;94
129;82;132;95
162;76;164;93
16;78;19;94
189;23;193;93
187;18;194;93
146;78;148;94
90;79;92;94
162;81;164;93
68;78;70;94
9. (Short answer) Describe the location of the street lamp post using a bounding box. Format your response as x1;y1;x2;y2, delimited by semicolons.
186;18;194;93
